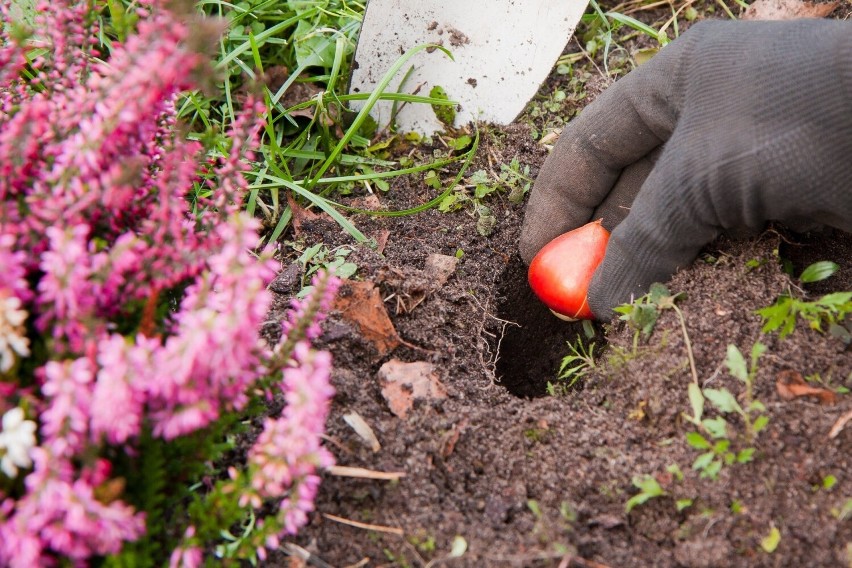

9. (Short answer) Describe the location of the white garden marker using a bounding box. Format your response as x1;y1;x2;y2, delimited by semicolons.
349;0;589;134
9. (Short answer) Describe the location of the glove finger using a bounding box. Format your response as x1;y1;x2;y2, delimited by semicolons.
520;41;689;264
592;148;661;232
586;149;718;320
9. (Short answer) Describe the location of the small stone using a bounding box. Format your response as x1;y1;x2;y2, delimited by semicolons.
378;359;447;418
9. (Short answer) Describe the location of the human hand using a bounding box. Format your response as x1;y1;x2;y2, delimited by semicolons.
520;19;852;320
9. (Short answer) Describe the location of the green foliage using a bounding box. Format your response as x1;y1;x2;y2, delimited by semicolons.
625;474;665;513
296;243;358;294
757;292;852;339
683;343;768;480
581;0;668;74
614;283;685;337
760;526;781;553
105;412;248;567
550;339;597;394
757;261;851;339
430;85;456;127
436;156;531;236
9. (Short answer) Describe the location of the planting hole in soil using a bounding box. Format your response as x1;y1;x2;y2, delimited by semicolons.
493;255;589;397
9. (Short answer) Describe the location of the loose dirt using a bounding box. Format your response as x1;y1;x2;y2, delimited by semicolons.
264;10;851;568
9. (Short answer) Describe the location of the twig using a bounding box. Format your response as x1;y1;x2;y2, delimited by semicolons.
283;543;335;568
829;408;852;439
322;513;404;536
671;304;699;386
326;465;406;481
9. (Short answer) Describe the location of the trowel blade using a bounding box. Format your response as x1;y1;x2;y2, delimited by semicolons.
349;0;588;134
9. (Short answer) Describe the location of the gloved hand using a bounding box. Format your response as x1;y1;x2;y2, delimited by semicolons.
520;19;852;320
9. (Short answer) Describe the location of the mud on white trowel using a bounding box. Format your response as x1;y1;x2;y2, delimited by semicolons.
349;0;589;135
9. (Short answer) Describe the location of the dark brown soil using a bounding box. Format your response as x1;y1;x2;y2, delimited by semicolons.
263;11;852;568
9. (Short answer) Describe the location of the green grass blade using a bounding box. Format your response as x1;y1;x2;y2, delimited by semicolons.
305;43;454;191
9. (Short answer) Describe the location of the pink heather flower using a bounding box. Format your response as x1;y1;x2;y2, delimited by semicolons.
0;234;31;303
0;449;145;565
90;334;146;445
245;342;335;541
36;225;102;353
40;358;94;457
169;526;202;568
280;272;341;341
147;214;277;440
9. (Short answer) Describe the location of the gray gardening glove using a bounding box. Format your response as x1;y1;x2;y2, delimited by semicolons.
520;19;852;321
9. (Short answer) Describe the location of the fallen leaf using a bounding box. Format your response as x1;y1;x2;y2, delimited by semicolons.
378;359;447;418
776;370;837;405
828;409;852;439
351;193;383;211
743;0;838;19
343;412;381;452
424;253;458;289
286;192;322;236
374;228;391;255
333;280;401;357
278;75;324;120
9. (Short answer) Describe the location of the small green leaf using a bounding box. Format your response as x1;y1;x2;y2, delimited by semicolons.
632;474;664;495
737;448;756;463
648;283;670;303
725;344;748;382
692;452;715;471
450;135;472;151
704;388;742;414
334;262;358;279
625;493;652;514
760;526;781;553
527;499;542;519
430;85;456;127
822;475;838;490
676;499;693;512
750;341;767;366
688;382;704;422
700;460;723;479
625;475;665;513
799;261;839;283
685;432;710;450
666;463;684;482
752;415;770;434
702;416;728;439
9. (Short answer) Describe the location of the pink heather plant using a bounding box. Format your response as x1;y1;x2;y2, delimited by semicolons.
0;0;339;565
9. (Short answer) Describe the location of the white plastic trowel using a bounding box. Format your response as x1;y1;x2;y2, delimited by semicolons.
349;0;589;135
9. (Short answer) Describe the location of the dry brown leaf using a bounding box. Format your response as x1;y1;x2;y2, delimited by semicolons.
378;359;447;418
743;0;838;20
374;228;391;255
776;370;837;405
333;280;401;356
286;191;322;236
277;73;324;119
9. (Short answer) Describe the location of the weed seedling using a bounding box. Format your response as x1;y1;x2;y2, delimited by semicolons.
683;343;769;479
757;261;851;339
625;474;666;513
614;283;697;383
